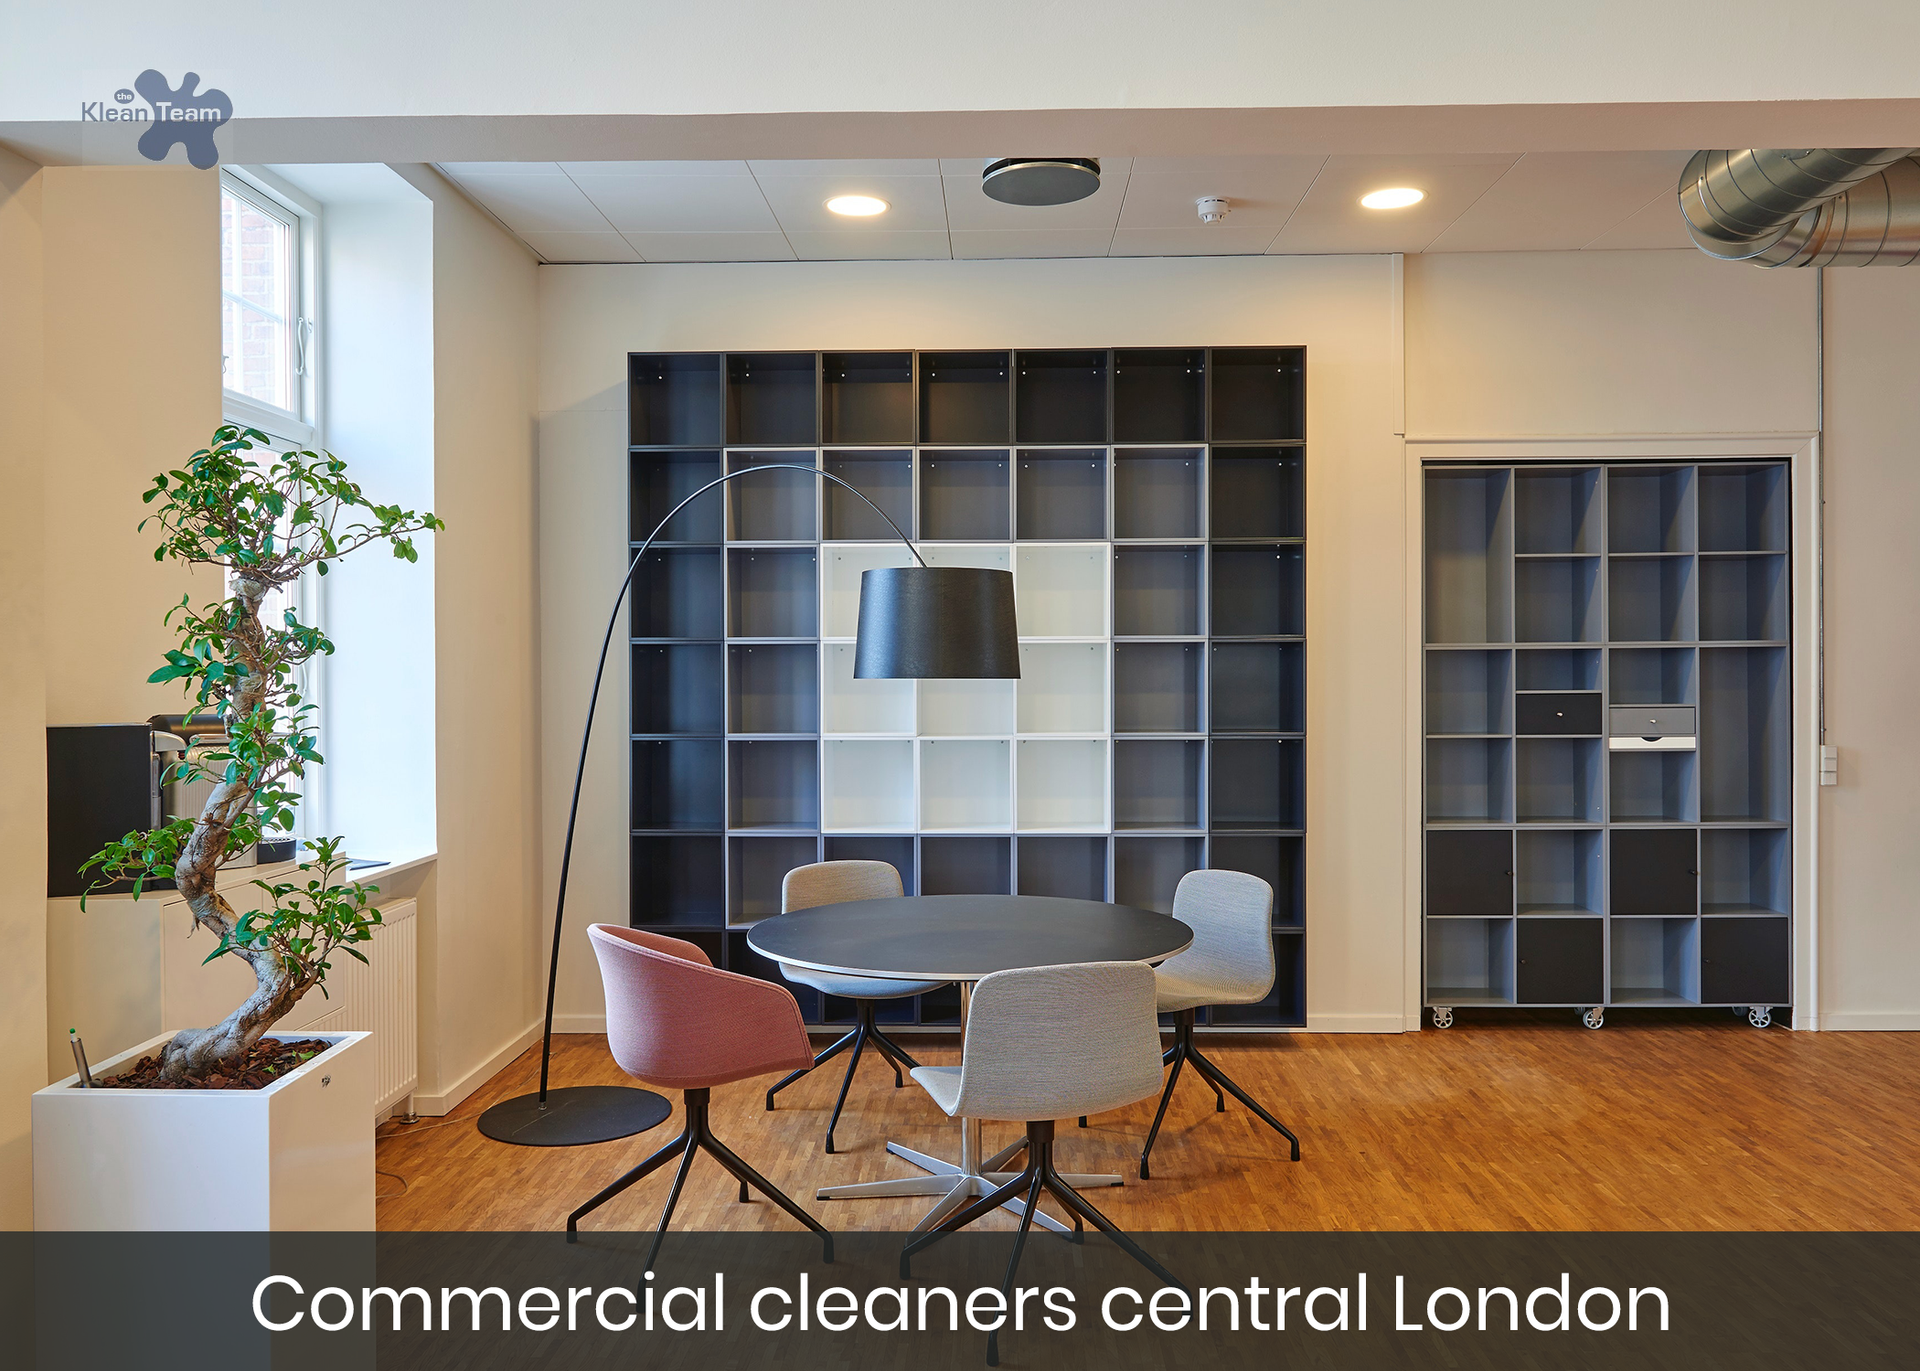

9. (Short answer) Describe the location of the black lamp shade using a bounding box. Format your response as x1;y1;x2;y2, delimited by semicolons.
853;566;1020;679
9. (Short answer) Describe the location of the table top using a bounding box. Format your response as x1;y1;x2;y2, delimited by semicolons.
745;894;1192;982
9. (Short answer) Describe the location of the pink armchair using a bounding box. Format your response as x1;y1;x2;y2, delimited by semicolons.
567;924;833;1269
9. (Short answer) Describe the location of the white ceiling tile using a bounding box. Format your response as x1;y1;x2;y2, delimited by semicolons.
784;230;951;261
443;172;611;233
1129;155;1320;178
559;160;749;177
518;231;643;263
577;175;779;233
950;229;1117;259
941;171;1128;231
749;159;940;177
439;161;562;176
1117;160;1325;229
621;231;797;262
1109;225;1280;257
1583;186;1695;251
1425;151;1692;253
756;175;951;233
1266;154;1519;255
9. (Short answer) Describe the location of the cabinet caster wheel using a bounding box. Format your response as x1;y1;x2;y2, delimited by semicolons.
1731;1006;1748;1018
1581;1007;1605;1030
1748;1006;1773;1029
1430;1007;1454;1029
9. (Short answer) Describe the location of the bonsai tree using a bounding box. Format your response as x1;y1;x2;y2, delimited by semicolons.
82;425;441;1083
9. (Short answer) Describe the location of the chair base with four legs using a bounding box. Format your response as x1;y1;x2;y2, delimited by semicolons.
765;998;922;1153
568;1087;834;1272
1137;1008;1300;1179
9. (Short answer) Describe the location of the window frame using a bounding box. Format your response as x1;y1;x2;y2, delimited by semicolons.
220;167;321;447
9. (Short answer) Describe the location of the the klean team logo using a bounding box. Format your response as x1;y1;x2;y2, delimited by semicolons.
80;70;231;169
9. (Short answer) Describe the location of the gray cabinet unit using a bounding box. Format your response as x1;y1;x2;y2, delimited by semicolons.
630;348;1309;1030
1422;461;1791;1030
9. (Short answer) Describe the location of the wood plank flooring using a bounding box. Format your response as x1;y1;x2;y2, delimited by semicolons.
376;1012;1920;1234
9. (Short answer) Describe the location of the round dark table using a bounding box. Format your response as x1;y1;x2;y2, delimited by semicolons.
748;894;1191;1233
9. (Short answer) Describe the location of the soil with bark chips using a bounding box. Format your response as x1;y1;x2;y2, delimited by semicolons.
97;1038;332;1090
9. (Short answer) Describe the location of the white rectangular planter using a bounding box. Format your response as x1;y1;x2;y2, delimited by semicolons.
33;1030;374;1231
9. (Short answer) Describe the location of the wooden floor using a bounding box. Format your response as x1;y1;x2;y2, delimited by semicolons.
377;1012;1920;1233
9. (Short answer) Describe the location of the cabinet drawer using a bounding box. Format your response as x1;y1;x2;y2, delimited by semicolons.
1517;692;1601;735
1608;705;1695;737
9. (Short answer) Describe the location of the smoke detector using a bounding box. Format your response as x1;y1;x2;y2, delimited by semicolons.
1197;196;1230;224
981;158;1102;206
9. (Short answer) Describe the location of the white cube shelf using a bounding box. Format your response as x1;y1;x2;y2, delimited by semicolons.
919;738;1012;831
1017;642;1109;734
919;678;1017;736
822;641;915;735
822;739;917;831
823;542;917;639
922;542;1013;573
1017;739;1111;831
1016;544;1110;637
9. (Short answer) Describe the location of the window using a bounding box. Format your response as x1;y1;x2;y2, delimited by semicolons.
220;170;316;440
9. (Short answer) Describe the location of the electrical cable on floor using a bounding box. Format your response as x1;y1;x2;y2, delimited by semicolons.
376;1170;410;1198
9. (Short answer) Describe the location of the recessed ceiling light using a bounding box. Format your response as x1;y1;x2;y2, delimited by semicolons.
1360;187;1425;210
826;194;889;216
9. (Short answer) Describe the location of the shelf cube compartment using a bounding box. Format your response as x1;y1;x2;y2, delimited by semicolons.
1114;835;1204;913
1425;917;1515;1006
1115;642;1202;734
918;352;1010;445
725;452;817;542
727;834;819;922
1114;739;1205;830
1210;449;1303;541
727;739;819;830
1114;545;1203;636
822;642;914;735
1113;348;1206;443
727;548;818;638
821;739;916;832
1608;555;1697;643
728;643;819;735
726;931;821;1021
1609;828;1698;915
1515;737;1602;823
1211;642;1304;734
1607;465;1696;554
1609;750;1698;823
1516;647;1601;691
1701;827;1790;916
631;547;723;639
1113;447;1203;538
1608;917;1700;1005
1016;739;1110;831
725;352;816;446
1699;647;1789;822
918;739;1011;830
1699;916;1790;1006
630;739;725;831
631;835;725;926
1017;643;1109;734
1515;556;1602;643
917;677;1016;737
1515;829;1601;915
1211;545;1304;637
1015;544;1110;637
1209;737;1304;830
920;835;1012;895
630;353;722;447
919;450;1011;540
822;542;917;639
1697;463;1787;553
1209;933;1305;1026
1699;553;1787;642
1016;450;1107;539
1015;349;1109;444
1425;649;1512;736
1514;466;1602;555
1017;836;1108;900
1426;829;1513;917
823;835;917;893
1209;833;1304;927
1609;646;1696;705
632;643;725;736
1516;916;1605;1006
822;352;913;445
1208;347;1303;442
824;451;914;541
1426;737;1512;824
631;450;723;544
1425;469;1513;644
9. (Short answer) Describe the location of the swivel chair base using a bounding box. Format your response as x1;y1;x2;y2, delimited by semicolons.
766;999;921;1153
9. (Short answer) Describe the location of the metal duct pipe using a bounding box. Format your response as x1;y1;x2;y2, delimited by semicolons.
1679;147;1920;266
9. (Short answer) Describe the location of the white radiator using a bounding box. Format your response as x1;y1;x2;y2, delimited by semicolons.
296;898;419;1119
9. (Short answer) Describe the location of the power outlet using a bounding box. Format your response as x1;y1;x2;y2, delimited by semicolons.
1819;744;1839;787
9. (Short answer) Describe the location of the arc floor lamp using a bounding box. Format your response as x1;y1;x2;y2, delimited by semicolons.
479;465;1020;1146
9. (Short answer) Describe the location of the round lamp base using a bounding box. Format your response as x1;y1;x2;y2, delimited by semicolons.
476;1085;672;1147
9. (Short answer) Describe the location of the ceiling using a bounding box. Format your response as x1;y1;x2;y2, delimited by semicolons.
434;152;1695;264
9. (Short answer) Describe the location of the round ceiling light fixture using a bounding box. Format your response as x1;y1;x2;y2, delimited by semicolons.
826;194;889;216
1360;186;1425;210
981;158;1102;206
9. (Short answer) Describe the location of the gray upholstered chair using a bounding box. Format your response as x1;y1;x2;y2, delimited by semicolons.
1131;867;1301;1178
899;960;1183;1365
764;860;948;1153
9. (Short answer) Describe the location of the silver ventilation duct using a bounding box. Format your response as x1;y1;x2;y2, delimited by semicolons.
1679;148;1920;266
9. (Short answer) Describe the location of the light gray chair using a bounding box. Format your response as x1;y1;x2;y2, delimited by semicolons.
899;961;1184;1366
764;860;948;1153
1132;867;1301;1178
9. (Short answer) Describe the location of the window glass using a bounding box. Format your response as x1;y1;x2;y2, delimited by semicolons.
221;183;296;413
